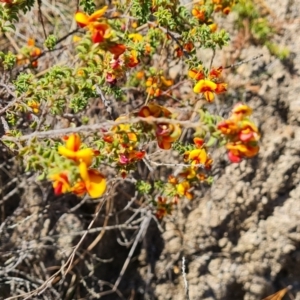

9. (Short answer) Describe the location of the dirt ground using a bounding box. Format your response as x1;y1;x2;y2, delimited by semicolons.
1;0;300;299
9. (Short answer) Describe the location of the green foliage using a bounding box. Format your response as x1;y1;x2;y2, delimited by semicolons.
153;6;176;29
266;42;290;61
0;51;16;69
131;0;152;24
0;0;35;32
136;180;152;194
188;25;230;50
44;35;57;50
79;0;95;14
234;0;289;59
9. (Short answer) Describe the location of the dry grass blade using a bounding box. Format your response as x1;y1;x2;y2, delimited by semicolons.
262;286;292;300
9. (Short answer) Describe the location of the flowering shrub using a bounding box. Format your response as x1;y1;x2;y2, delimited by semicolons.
0;0;269;220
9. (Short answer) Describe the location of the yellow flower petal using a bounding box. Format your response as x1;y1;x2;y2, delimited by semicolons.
66;134;81;151
58;146;77;160
79;161;89;182
129;33;143;42
75;12;90;27
204;91;215;102
86;170;106;198
89;6;108;22
189;149;207;164
75;148;95;166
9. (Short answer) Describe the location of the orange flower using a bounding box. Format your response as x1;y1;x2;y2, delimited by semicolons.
231;103;253;119
112;116;138;148
160;75;173;87
155;196;173;219
192;7;206;21
145;75;173;97
209;23;218;32
91;23;110;43
138;104;180;149
193;137;205;148
136;71;144;80
176;181;193;200
215;82;227;93
108;44;126;57
226;142;259;162
119;150;145;164
126;50;139;68
209;67;223;79
188;68;205;81
168;175;178;184
58;134;98;166
78;161;106;198
138;104;171;118
179;167;197;179
72;180;87;196
75;7;113;45
217;119;239;135
49;172;71;195
157;139;172;150
223;7;231;15
27;38;35;47
27;100;39;114
184;148;208;166
144;43;152;55
156;124;181;150
238;120;260;142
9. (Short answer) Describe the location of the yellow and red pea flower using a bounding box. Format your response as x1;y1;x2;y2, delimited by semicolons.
91;23;110;43
193;79;217;102
138;104;181;150
119;150;145;165
58;133;99;167
192;7;206;22
75;6;108;28
209;66;223;79
145;75;173;97
238;120;260;142
77;161;106;198
217;119;239;136
226;142;259;163
193;137;205;148
188;68;205;81
138;104;172;119
175;42;194;57
75;6;123;50
27;100;40;114
178;167;197;180
176;181;193;200
231;103;253;119
155;196;174;219
126;50;139;68
50;172;71;196
108;43;127;58
50;134;106;198
218;104;260;163
209;23;218;32
156;123;181;149
105;72;117;84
